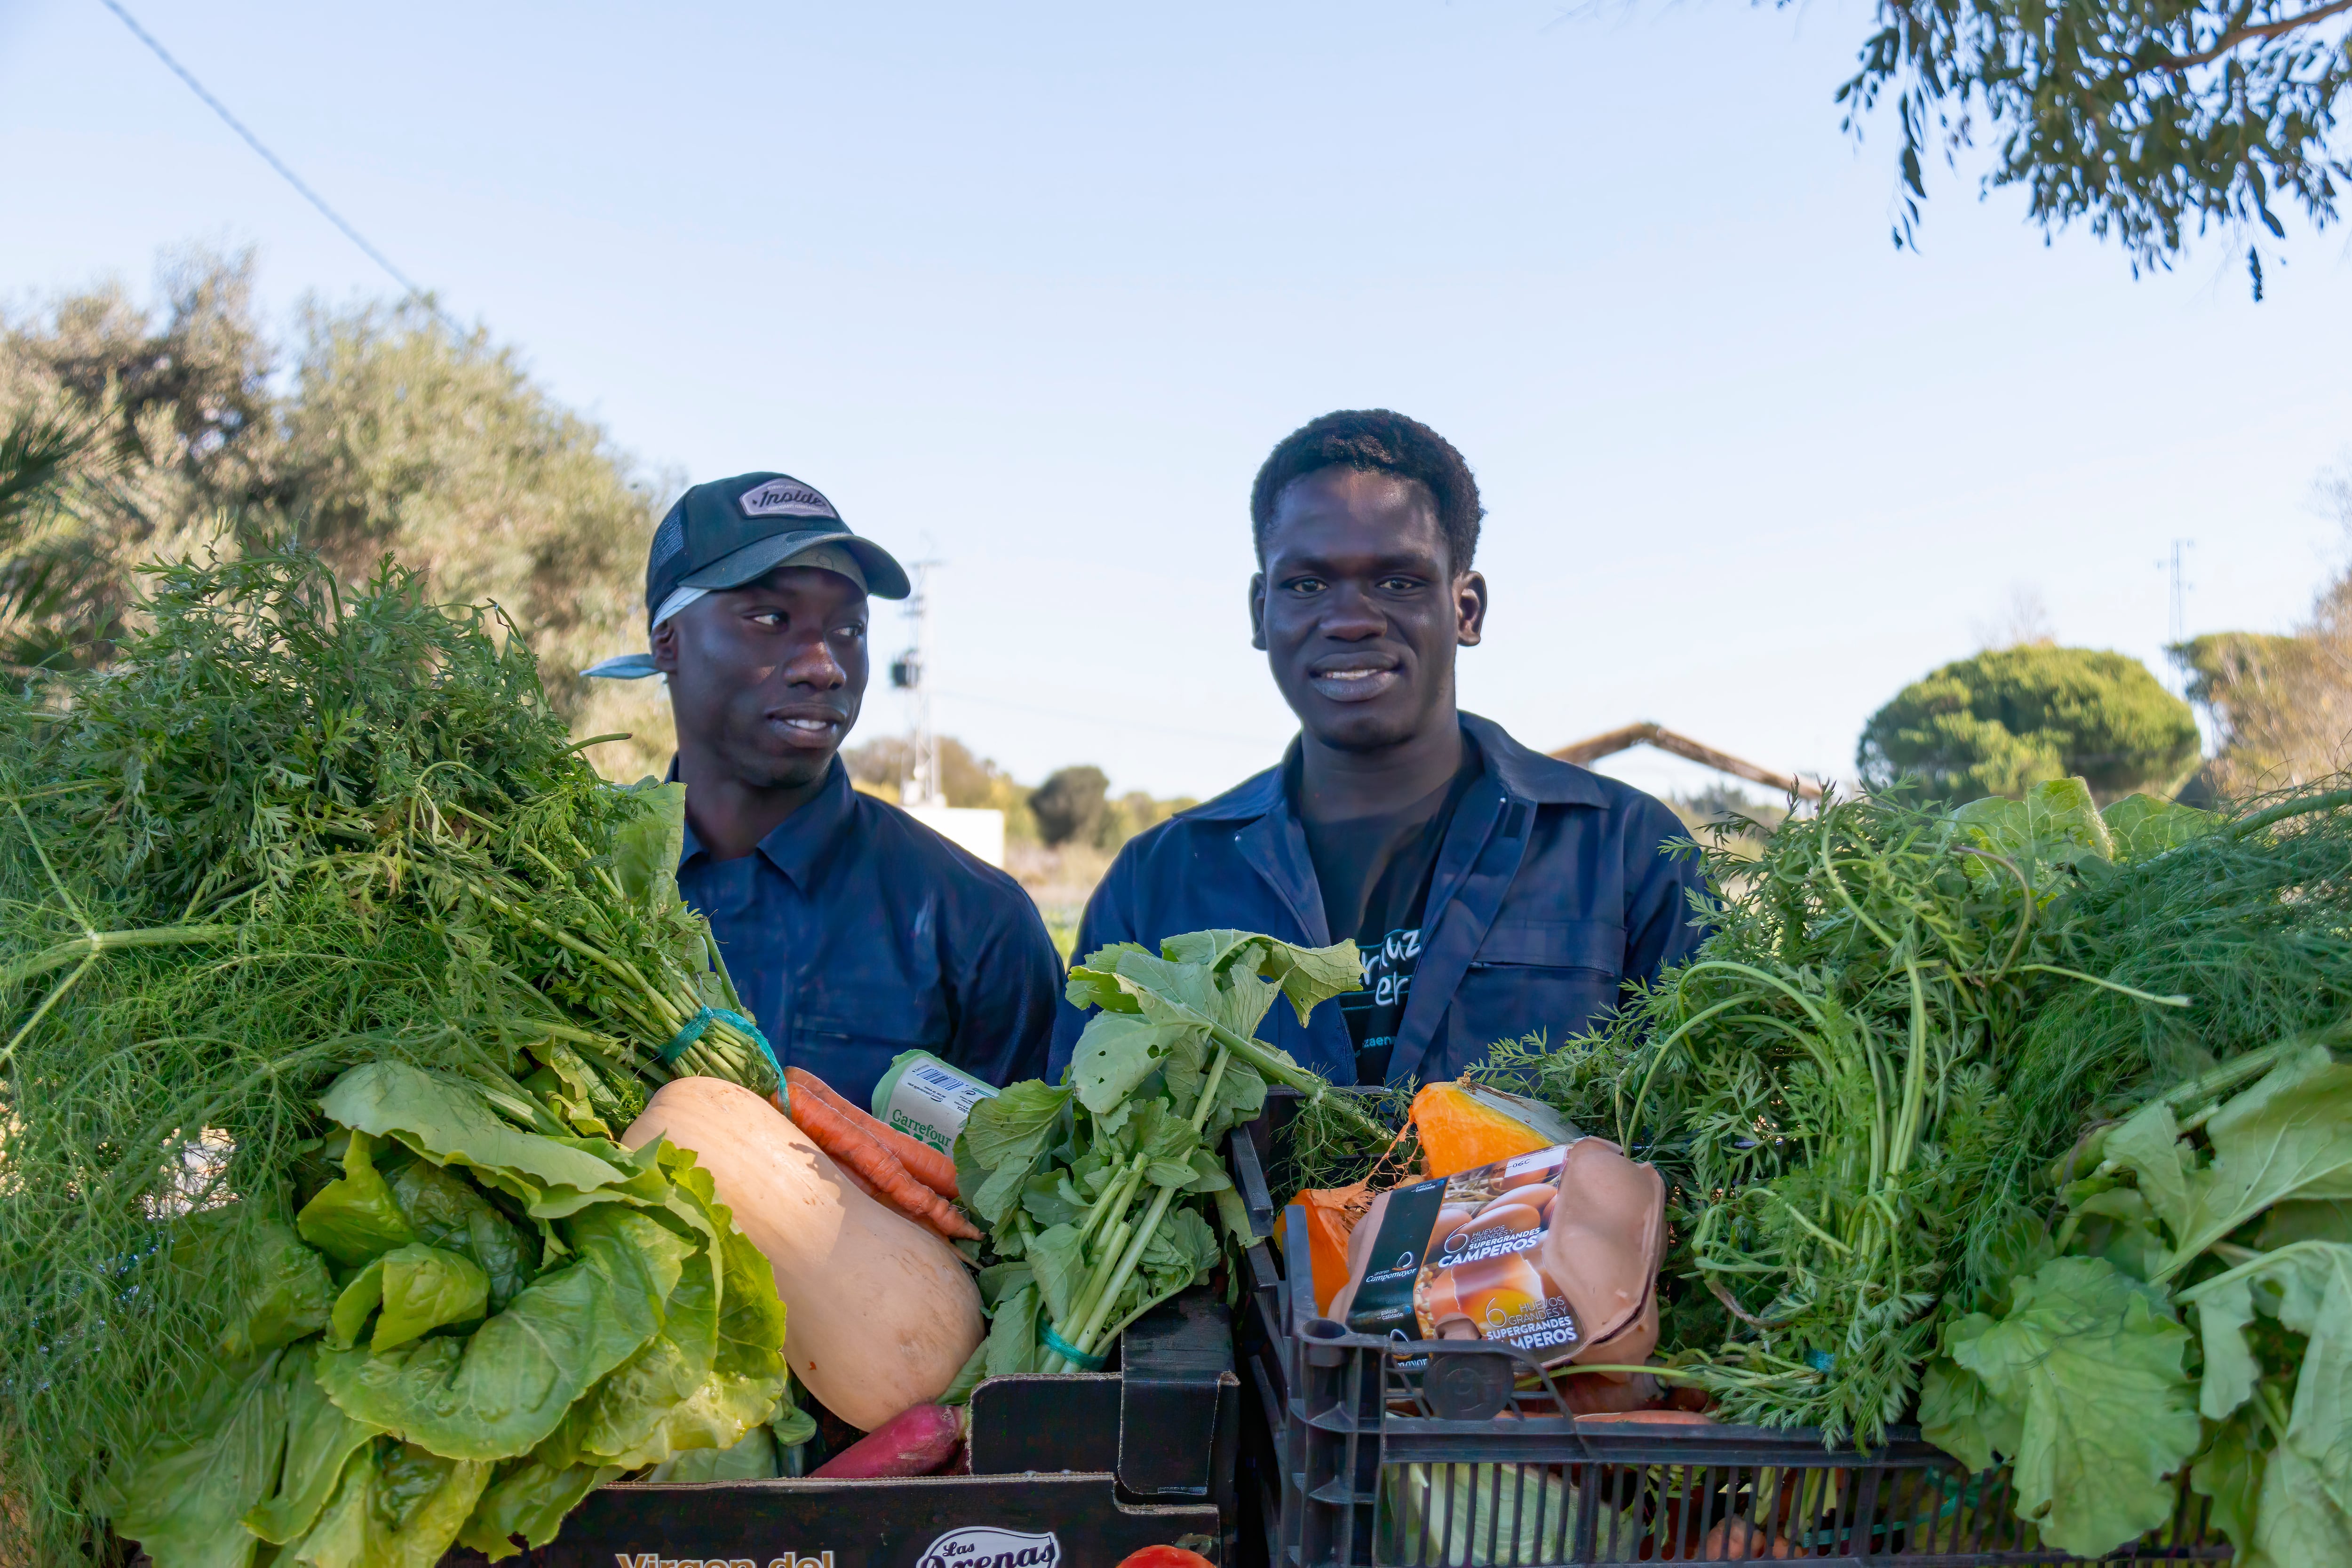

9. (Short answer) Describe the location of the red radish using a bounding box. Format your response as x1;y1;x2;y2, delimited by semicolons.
1116;1549;1216;1568
810;1403;968;1479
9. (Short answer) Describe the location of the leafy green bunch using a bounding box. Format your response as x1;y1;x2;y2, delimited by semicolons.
1486;781;2208;1445
1925;1039;2352;1563
108;1061;804;1568
947;931;1371;1384
1918;789;2352;1563
0;548;785;1567
10;547;773;1098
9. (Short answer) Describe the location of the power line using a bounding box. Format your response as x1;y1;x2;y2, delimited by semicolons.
96;0;456;330
932;688;1282;750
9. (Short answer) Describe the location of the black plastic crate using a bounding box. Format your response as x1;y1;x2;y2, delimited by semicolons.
449;1289;1242;1568
1234;1118;2229;1568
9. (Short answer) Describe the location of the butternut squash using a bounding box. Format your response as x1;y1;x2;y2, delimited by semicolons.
1410;1080;1579;1178
623;1076;983;1431
1282;1183;1372;1317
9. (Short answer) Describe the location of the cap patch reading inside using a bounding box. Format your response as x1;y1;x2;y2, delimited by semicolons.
739;478;836;519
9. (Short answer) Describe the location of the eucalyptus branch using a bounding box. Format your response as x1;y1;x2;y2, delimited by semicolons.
2150;0;2352;71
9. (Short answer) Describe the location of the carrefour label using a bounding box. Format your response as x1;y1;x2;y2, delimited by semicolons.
876;1051;998;1155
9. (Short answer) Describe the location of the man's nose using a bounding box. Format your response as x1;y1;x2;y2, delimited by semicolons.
781;637;846;687
1318;584;1386;640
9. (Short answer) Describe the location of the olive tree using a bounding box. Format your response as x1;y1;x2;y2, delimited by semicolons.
0;248;674;779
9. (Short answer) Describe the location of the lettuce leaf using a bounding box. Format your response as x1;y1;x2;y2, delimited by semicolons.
1948;1256;2199;1558
1952;777;2114;877
316;1206;686;1459
455;1453;620;1563
296;1131;417;1267
388;1156;538;1313
373;1243;491;1351
108;1349;289;1568
245;1359;382;1545
321;1063;633;1211
1919;1332;2017;1475
277;1437;491;1568
2107;1046;2352;1277
194;1214;336;1357
2100;793;2220;863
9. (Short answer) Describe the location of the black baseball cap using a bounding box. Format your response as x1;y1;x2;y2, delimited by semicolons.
583;471;910;679
646;471;911;612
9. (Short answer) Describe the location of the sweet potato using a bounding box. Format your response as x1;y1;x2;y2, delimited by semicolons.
810;1402;967;1479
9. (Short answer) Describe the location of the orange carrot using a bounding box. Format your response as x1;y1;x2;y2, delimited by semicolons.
785;1065;963;1200
774;1082;983;1243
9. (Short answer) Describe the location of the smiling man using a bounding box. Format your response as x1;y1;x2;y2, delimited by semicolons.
1050;412;1706;1087
589;472;1059;1107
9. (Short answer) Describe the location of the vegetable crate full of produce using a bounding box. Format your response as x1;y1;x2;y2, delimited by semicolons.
440;1289;1243;1568
1248;1204;2228;1566
1229;762;2352;1568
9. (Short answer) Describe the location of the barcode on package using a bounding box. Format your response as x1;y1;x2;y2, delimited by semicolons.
884;1061;997;1154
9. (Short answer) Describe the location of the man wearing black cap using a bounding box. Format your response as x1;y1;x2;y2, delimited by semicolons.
590;471;1059;1107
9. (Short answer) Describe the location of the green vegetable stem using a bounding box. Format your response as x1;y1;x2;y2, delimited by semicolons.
952;929;1363;1380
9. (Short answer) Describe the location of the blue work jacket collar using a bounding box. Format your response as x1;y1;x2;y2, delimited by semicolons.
1180;711;1606;826
1172;713;1607;1085
676;757;858;891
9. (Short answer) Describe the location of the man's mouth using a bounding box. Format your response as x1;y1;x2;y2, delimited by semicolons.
1306;658;1402;704
768;711;847;745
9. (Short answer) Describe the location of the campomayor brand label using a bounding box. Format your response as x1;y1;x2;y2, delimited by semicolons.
1343;1177;1447;1337
915;1527;1061;1568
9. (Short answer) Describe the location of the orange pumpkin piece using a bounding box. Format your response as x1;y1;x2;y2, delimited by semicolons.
1282;1183;1373;1316
1410;1080;1564;1178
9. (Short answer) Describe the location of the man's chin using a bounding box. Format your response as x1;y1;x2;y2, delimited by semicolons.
728;745;837;793
1298;704;1427;755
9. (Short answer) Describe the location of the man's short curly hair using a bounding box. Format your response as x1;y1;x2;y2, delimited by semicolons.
1249;409;1483;573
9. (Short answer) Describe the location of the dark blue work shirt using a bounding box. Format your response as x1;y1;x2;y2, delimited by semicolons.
677;759;1059;1110
1049;714;1709;1087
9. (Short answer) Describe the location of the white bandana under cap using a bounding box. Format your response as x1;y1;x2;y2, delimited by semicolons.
582;542;872;680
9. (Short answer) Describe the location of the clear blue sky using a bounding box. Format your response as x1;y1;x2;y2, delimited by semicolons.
5;0;2348;801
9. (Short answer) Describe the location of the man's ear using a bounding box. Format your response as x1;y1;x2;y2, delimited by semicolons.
650;618;680;674
1455;571;1488;648
1248;572;1268;651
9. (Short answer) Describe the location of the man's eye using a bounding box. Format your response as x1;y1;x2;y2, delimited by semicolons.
1378;577;1421;592
834;624;864;639
751;611;786;627
1287;578;1326;594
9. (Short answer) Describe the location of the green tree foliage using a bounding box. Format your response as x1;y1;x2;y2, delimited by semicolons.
1030;764;1111;847
1858;645;2201;803
0;248;674;778
1824;0;2352;292
2165;453;2352;797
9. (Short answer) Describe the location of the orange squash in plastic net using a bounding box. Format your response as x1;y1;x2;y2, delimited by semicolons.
1408;1079;1575;1178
